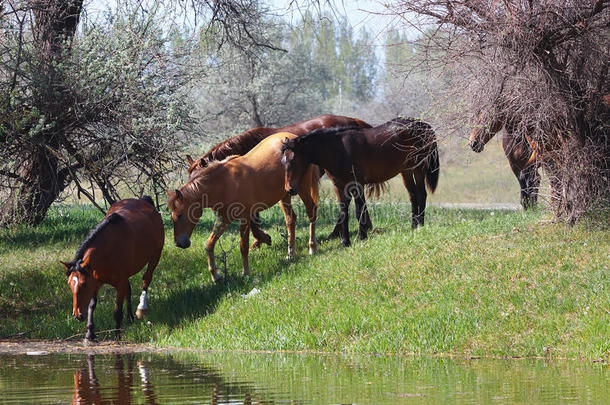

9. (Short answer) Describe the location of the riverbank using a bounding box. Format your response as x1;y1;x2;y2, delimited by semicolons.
1;204;608;360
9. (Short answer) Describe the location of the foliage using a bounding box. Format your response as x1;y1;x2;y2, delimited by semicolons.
386;0;610;221
194;12;378;136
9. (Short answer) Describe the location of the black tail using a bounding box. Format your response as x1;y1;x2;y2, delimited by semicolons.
140;195;155;208
426;141;440;194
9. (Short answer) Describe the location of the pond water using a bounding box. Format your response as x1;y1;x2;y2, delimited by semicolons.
0;351;607;404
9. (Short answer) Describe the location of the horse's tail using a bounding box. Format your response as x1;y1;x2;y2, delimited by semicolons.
310;164;321;205
425;140;440;194
365;182;388;199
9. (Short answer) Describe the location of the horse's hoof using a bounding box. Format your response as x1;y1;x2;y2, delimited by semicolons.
210;270;224;283
327;231;340;240
308;247;317;255
341;239;351;247
135;308;148;320
83;337;96;345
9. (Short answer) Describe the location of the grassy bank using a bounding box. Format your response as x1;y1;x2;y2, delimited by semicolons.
0;202;607;359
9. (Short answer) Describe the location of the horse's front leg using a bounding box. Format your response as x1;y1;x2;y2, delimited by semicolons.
205;217;231;283
338;188;352;247
353;185;368;240
113;286;126;339
279;195;297;259
125;281;134;324
85;294;97;341
239;220;251;277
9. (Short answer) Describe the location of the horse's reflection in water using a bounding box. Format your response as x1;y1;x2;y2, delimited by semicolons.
72;354;158;405
71;354;264;405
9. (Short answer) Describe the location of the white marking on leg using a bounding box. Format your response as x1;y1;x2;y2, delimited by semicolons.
137;290;148;311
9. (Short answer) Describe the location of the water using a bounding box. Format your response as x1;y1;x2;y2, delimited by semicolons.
0;351;607;404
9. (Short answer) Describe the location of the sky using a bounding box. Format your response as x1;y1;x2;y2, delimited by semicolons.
84;0;404;44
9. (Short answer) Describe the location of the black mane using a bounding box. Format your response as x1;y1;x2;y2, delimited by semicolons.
140;195;155;207
282;125;360;151
72;212;123;264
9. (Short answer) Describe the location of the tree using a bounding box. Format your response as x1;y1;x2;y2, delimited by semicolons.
387;0;610;221
0;0;289;226
194;12;378;136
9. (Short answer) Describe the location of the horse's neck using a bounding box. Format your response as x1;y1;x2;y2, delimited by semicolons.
187;170;225;208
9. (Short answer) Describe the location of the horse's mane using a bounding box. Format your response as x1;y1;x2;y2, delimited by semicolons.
173;155;240;208
72;212;123;263
140;195;155;207
282;125;361;151
201;128;273;163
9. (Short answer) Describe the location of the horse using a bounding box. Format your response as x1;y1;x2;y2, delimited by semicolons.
186;114;373;244
61;196;164;340
168;132;321;283
281;117;440;247
468;113;541;209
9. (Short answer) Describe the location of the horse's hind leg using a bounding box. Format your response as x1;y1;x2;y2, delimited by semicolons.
250;213;271;250
280;195;297;259
414;169;428;226
401;172;419;228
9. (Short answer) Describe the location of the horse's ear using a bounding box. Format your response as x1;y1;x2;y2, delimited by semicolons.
59;260;70;270
175;189;182;200
186;155;195;165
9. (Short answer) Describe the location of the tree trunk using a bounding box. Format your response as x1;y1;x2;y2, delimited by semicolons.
0;146;69;226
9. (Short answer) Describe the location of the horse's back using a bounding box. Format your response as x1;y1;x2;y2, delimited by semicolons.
105;198;164;270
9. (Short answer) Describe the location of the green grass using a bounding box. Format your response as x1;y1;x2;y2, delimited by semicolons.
0;202;607;360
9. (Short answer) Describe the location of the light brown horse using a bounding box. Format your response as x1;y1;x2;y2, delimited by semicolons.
168;132;320;283
61;197;164;340
186;114;372;246
468;113;541;209
282;117;440;247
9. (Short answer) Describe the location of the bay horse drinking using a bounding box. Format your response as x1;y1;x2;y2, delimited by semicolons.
168;132;320;283
281;117;440;247
468;113;541;209
61;197;164;340
186;114;373;245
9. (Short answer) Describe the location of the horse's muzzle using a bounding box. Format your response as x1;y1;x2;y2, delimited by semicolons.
175;235;191;249
75;313;85;322
470;140;484;153
287;188;298;196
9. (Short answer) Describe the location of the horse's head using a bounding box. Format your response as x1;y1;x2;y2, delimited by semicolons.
281;137;309;196
167;188;201;249
469;116;504;153
61;259;96;322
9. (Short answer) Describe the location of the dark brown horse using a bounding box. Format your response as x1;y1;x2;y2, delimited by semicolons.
186;114;373;244
281;117;440;247
61;197;164;340
468;114;541;209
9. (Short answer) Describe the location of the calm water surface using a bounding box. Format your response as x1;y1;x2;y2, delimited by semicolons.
0;351;607;404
